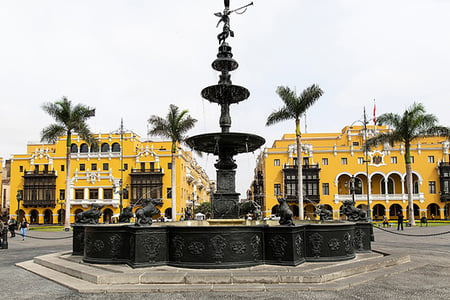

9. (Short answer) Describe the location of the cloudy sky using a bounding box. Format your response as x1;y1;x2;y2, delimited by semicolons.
1;0;449;196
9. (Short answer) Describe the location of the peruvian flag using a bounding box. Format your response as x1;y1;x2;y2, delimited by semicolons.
373;100;376;125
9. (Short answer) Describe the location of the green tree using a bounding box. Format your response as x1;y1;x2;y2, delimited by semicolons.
367;102;449;225
148;104;197;221
194;202;212;215
41;97;95;230
266;85;324;220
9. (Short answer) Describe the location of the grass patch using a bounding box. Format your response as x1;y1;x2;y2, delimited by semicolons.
29;226;68;232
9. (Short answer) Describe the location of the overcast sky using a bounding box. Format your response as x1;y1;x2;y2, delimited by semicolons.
1;0;449;196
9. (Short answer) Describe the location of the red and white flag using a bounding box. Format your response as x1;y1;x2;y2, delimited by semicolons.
373;100;376;125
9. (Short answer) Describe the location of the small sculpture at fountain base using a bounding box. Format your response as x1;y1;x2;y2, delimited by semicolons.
314;204;333;221
75;204;104;224
341;200;368;222
135;199;163;226
277;197;294;226
118;206;134;223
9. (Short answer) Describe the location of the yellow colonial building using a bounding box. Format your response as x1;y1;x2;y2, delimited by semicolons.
9;132;212;224
251;125;450;221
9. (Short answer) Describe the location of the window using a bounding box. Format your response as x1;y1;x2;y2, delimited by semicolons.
111;143;120;152
101;143;110;152
75;189;84;199
124;163;128;171
444;181;449;193
59;189;65;200
341;157;348;165
103;188;113;199
61;164;65;172
322;158;328;165
80;143;89;153
167;187;172;198
352;142;360;146
89;188;99;199
293;158;298;166
322;183;329;195
168;163;172;170
20;166;23;172
410;156;414;163
91;163;97;171
90;143;99;152
428;156;435;163
71;144;78;153
303;157;309;166
141;162;146;170
274;184;281;196
103;163;109;171
274;159;280;166
358;157;364;164
150;162;155;171
391;156;397;164
429;181;436;194
79;164;85;171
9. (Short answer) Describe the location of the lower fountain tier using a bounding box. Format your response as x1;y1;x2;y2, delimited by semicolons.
72;222;373;269
185;132;265;155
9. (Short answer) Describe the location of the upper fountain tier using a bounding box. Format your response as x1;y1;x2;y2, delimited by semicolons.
201;43;249;106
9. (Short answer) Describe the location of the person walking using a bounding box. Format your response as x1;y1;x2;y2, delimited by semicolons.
397;211;404;231
7;216;17;238
0;219;4;247
18;217;29;241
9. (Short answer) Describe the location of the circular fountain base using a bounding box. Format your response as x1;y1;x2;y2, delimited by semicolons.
73;222;372;269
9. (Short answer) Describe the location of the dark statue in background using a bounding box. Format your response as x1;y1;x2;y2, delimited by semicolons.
314;204;333;221
185;206;193;220
118;206;134;223
75;204;104;224
214;0;253;44
135;198;163;226
341;200;368;222
277;197;294;226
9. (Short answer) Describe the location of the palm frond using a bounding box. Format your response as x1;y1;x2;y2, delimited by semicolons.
41;124;66;144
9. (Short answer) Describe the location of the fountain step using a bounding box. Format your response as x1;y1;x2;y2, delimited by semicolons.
17;250;417;292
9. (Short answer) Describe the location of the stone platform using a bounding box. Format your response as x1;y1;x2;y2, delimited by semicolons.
17;250;420;293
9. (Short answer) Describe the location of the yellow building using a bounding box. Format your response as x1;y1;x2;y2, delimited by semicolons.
251;125;450;221
9;132;211;224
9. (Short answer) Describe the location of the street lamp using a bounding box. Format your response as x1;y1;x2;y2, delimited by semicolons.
350;108;371;222
16;190;23;222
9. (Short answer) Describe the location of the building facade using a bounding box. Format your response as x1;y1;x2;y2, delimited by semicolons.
9;132;211;224
251;125;450;220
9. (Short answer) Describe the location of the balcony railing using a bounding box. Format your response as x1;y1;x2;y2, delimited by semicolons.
334;193;425;204
23;170;57;176
130;168;163;174
23;199;56;207
439;162;450;166
283;163;320;169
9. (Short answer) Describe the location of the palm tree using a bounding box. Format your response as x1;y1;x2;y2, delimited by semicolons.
41;97;95;231
148;104;197;221
266;85;324;220
367;102;449;225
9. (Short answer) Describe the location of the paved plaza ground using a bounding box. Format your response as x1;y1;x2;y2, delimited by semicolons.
0;224;449;299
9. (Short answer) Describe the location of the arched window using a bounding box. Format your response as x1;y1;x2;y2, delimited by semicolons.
381;178;395;194
101;143;110;152
111;142;121;152
90;143;99;152
80;143;89;153
70;144;78;153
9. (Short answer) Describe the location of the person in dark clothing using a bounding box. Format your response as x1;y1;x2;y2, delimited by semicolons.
8;216;17;237
18;217;29;241
397;211;404;231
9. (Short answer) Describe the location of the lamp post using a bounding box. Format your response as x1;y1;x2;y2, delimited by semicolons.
350;108;371;222
16;190;23;222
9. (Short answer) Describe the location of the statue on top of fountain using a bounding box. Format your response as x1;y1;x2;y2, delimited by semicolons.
214;0;253;44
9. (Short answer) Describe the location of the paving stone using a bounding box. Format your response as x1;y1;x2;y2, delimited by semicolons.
140;272;186;284
212;284;266;292
185;272;232;284
232;271;279;284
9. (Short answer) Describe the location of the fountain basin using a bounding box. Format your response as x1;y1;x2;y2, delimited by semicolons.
73;222;372;269
185;132;265;154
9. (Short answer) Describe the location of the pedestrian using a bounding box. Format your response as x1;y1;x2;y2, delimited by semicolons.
0;219;4;247
397;211;404;231
18;217;29;241
382;215;389;227
8;216;17;237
